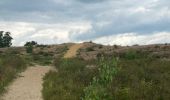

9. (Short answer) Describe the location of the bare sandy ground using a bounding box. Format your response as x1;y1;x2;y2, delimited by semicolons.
1;65;52;100
64;43;84;58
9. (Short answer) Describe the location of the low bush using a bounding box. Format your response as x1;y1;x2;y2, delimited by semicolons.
86;47;94;52
26;45;33;53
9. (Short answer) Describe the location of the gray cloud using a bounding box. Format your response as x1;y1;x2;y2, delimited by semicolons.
0;0;170;45
76;0;108;4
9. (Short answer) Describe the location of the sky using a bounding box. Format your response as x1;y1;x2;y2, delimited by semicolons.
0;0;170;46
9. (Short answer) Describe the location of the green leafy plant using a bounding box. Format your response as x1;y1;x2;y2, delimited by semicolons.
83;57;117;100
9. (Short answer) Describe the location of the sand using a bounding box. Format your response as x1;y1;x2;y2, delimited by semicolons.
1;65;52;100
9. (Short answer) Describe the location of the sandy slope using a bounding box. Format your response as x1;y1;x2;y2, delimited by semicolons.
1;65;52;100
64;43;84;58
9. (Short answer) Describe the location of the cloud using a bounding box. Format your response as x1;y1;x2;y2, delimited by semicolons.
0;0;169;46
76;0;108;4
0;21;91;46
94;32;170;46
73;1;170;40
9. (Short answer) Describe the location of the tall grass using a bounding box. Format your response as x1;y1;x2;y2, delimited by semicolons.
83;57;117;100
0;54;26;95
42;49;170;100
42;58;98;100
109;58;170;100
23;52;53;66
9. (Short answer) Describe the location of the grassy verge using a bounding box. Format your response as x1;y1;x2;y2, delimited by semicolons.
0;54;27;95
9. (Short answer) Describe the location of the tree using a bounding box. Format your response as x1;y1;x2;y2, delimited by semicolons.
0;31;3;47
2;32;13;47
24;41;37;47
24;41;38;53
0;31;13;48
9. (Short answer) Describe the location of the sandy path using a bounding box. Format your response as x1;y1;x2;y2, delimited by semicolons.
64;43;84;58
1;65;52;100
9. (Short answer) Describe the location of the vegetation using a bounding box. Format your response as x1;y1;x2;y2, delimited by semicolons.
0;31;13;48
86;47;94;52
24;41;38;53
83;57;117;100
24;41;37;46
109;58;170;100
42;49;170;100
42;58;98;100
23;52;53;66
26;45;33;53
0;41;169;100
0;54;26;95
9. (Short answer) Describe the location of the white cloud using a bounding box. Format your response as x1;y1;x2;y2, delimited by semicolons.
0;21;92;46
0;0;170;46
94;32;170;46
0;21;36;38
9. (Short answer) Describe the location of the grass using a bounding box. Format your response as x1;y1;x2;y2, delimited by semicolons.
83;57;117;100
109;58;170;100
42;58;98;100
0;54;27;95
23;52;53;66
42;49;170;100
2;46;168;100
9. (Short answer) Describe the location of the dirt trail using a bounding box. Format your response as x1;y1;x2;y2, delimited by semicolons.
64;43;84;58
1;65;52;100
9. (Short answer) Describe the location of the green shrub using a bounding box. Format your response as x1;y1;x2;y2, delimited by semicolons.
86;47;94;52
26;45;33;53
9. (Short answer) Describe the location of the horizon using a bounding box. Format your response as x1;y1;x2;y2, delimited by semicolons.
0;0;170;46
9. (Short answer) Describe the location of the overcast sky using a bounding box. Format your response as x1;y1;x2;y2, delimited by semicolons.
0;0;170;46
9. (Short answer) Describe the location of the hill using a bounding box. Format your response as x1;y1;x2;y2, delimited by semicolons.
0;42;170;100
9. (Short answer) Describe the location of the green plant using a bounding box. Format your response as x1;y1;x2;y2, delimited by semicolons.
24;41;37;46
26;45;33;53
109;58;170;100
86;47;94;52
0;54;26;95
83;57;117;100
42;58;98;100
